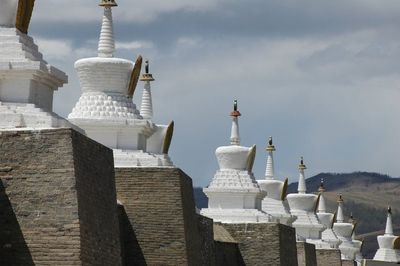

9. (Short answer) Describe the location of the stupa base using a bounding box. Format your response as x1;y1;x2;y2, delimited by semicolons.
0;102;80;131
261;198;293;225
373;248;400;263
114;149;174;167
200;208;275;223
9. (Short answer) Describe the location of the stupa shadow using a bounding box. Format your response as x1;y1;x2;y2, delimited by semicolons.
118;204;147;266
0;180;34;265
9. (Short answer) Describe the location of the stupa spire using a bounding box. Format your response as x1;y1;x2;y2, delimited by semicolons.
265;136;276;179
297;157;307;194
140;60;155;119
98;0;117;58
317;178;326;213
336;194;345;223
230;100;241;145
385;206;394;235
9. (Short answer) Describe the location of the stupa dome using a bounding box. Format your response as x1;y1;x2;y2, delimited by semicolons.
216;145;254;171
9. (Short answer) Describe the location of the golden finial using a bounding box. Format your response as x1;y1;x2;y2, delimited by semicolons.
266;136;276;152
140;60;155;82
230;100;241;117
318;178;325;193
337;194;344;203
299;156;307;170
99;0;118;7
388;206;392;214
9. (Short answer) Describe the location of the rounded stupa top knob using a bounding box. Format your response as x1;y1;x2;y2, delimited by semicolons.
140;60;155;82
337;194;344;203
99;0;118;7
266;136;276;152
318;178;325;193
299;156;307;170
230;100;241;117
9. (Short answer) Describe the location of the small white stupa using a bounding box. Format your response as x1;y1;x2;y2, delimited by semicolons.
286;158;325;241
201;101;273;223
373;207;400;263
257;137;293;225
68;0;174;167
332;195;360;261
314;179;341;249
0;0;71;130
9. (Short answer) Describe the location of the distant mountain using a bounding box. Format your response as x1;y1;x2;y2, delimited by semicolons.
194;172;400;259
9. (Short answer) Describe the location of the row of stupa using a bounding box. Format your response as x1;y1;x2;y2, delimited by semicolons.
0;0;398;265
200;101;400;265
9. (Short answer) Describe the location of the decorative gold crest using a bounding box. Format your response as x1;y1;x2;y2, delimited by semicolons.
162;121;174;154
127;55;142;98
16;0;35;34
393;237;400;250
314;193;321;213
280;178;289;201
246;145;256;172
331;211;337;228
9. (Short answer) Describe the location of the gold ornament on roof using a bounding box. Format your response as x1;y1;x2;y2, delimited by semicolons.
99;0;118;7
299;156;307;170
318;178;325;193
162;121;174;154
266;136;275;152
15;0;35;34
140;60;155;82
127;55;143;98
246;145;257;172
281;178;289;201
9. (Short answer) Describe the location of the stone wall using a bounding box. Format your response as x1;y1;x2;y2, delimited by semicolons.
115;167;211;265
362;260;399;266
315;249;342;266
222;223;299;266
297;242;317;266
342;260;356;266
0;128;121;266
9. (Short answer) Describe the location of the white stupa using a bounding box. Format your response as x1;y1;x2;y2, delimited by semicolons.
332;195;360;261
314;179;341;249
0;0;72;130
68;0;174;167
373;207;400;263
257;137;293;225
201;101;273;223
286;158;325;241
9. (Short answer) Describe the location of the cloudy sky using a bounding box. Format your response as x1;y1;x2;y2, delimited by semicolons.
28;0;400;186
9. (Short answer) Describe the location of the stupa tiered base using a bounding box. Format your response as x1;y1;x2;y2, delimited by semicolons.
260;197;293;225
316;212;341;249
373;235;400;262
258;179;293;225
113;149;173;167
200;208;273;223
333;223;359;260
0;102;76;130
287;193;325;241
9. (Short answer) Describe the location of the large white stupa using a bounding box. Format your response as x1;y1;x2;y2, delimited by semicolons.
68;0;174;167
286;158;325;241
257;137;293;225
314;179;341;249
201;101;273;223
332;195;361;261
373;207;400;263
0;0;72;130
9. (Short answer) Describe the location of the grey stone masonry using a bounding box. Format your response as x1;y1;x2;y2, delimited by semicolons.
222;223;299;266
0;128;121;266
115;167;211;266
341;260;356;266
315;249;342;266
297;242;317;266
362;260;399;266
